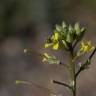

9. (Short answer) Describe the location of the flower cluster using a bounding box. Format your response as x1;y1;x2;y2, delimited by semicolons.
43;22;95;66
44;22;86;50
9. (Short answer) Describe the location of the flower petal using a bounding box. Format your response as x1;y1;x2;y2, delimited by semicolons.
54;32;59;40
53;42;59;50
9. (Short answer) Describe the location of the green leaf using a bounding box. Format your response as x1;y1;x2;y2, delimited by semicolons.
68;25;73;33
62;21;66;28
81;27;86;32
56;24;62;32
76;27;86;41
66;33;72;43
74;22;81;35
80;27;86;37
62;40;68;49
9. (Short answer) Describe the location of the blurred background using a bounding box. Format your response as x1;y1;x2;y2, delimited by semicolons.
0;0;96;96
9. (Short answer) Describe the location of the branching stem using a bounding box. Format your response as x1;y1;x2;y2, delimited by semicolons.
76;47;96;78
53;80;72;90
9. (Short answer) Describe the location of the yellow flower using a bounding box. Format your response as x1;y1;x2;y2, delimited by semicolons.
53;42;59;50
80;41;95;53
52;32;59;40
45;32;60;50
52;32;59;50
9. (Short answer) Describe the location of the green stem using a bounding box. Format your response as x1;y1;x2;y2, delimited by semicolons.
73;57;76;96
69;44;76;96
72;77;76;96
71;61;76;96
76;47;96;78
